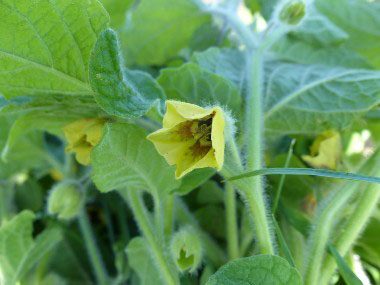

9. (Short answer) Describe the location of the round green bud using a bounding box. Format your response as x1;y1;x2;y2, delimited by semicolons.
170;226;203;273
279;0;306;25
47;182;82;220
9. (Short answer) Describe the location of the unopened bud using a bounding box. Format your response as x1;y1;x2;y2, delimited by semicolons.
47;182;82;220
279;0;306;26
170;226;202;273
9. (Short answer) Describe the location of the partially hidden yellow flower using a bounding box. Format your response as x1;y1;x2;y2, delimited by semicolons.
63;118;105;165
147;100;225;179
302;130;341;170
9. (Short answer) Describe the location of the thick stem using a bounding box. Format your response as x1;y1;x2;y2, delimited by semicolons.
320;183;380;284
78;206;109;285
225;182;239;260
304;150;380;285
245;50;275;255
303;183;358;285
126;191;178;285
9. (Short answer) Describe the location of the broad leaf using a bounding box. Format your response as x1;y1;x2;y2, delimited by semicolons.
89;29;165;119
0;0;109;98
0;211;62;285
206;255;302;285
192;48;246;89
264;62;380;134
0;117;50;178
272;38;371;69
1;96;101;160
291;6;348;47
126;237;166;285
316;0;380;69
91;123;180;195
158;63;241;114
123;0;210;65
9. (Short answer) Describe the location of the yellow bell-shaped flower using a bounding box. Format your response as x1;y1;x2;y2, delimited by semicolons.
147;100;225;179
302;130;341;170
63;118;105;165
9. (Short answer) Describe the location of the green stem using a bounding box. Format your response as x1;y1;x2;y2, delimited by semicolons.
164;194;175;238
303;183;358;285
225;182;239;260
153;193;164;238
244;49;274;255
204;6;257;49
78;206;109;285
126;191;179;285
320;183;380;284
304;150;380;285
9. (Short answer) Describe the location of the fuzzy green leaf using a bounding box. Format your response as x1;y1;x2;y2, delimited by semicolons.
123;0;210;65
0;0;109;98
0;211;62;285
158;63;241;114
264;62;380;134
192;48;246;89
206;255;302;285
316;0;380;69
91;123;180;195
89;29;165;119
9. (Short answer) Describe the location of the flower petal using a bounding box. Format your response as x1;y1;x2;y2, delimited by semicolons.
163;100;213;128
211;107;225;170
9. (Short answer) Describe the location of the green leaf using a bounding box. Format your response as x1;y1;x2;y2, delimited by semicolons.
206;255;302;285
172;168;215;196
91;123;180;195
264;62;380;134
0;117;50;178
272;38;371;69
100;0;133;29
122;0;210;65
327;244;362;285
290;6;348;47
126;237;166;285
0;0;109;98
89;29;165;119
316;0;380;69
158;63;241;114
1;96;101;160
192;47;246;89
227;167;380;185
0;211;62;285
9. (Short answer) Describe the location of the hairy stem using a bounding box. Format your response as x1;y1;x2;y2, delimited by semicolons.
304;151;380;285
125;190;179;285
244;50;274;255
320;161;380;283
78;206;109;285
225;182;239;260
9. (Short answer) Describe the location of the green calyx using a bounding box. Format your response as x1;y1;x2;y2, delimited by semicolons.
47;182;83;220
279;0;306;25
